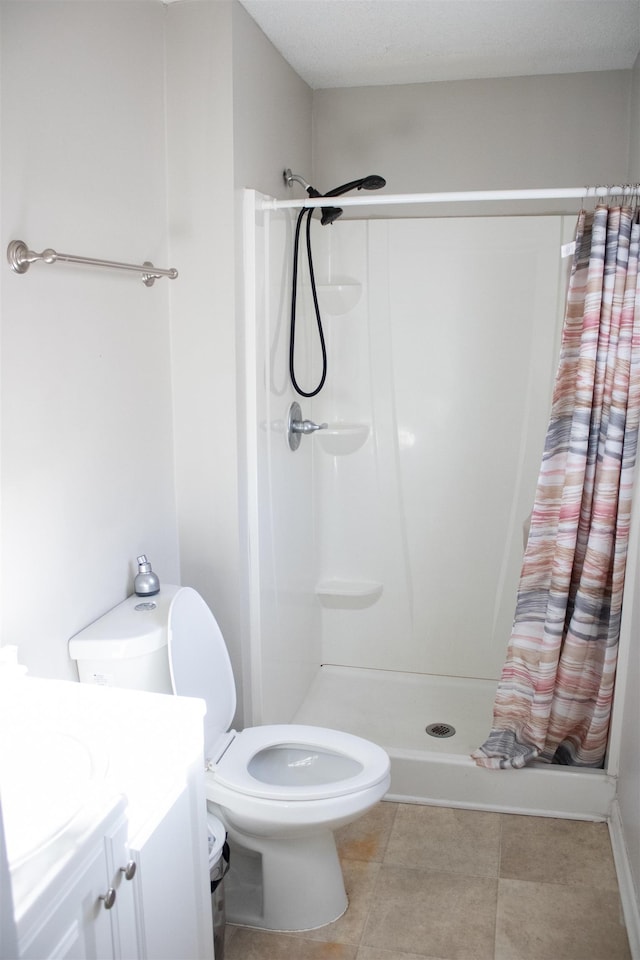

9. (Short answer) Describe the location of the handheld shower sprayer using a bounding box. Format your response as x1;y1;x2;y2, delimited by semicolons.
284;168;387;397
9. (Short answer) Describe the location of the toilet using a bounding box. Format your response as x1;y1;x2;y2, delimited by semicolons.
69;584;390;931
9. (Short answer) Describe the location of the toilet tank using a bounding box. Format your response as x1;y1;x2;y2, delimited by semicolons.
69;585;181;692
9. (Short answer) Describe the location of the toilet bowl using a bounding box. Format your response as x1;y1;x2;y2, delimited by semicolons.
205;725;389;930
69;584;391;932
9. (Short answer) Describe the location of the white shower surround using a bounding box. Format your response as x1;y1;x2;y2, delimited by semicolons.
241;189;632;819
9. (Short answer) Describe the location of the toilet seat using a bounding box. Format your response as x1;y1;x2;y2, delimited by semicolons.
168;588;390;804
211;724;390;802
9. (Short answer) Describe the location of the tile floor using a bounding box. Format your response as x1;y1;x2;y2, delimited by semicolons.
224;801;631;960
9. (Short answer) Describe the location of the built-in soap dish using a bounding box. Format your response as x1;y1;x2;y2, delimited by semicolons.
315;278;362;316
315;579;383;609
317;422;370;456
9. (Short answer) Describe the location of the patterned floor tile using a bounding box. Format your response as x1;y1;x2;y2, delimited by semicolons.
384;803;501;877
225;926;359;959
362;864;498;958
337;800;399;863
222;804;630;960
495;877;631;960
500;814;619;888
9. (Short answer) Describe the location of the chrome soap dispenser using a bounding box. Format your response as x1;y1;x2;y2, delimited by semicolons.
134;554;160;596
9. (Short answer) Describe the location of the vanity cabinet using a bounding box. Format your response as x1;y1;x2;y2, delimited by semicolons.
1;676;213;960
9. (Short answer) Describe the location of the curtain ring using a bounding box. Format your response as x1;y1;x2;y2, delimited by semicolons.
622;184;630;207
610;183;623;208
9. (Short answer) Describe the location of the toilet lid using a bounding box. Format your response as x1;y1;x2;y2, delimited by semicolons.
168;587;236;761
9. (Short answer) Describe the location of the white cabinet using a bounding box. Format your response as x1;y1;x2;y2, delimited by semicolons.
130;782;206;960
107;701;213;960
1;677;213;960
105;810;139;960
16;798;135;960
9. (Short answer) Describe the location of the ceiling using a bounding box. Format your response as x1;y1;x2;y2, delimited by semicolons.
237;0;640;89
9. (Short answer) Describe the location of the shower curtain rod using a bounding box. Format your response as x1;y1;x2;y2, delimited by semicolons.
263;185;638;212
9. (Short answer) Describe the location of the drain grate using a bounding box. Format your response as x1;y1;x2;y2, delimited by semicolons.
426;722;456;739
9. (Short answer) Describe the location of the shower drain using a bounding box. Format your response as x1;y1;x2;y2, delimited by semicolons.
425;722;456;739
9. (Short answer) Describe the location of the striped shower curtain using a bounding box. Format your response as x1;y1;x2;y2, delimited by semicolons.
473;203;640;769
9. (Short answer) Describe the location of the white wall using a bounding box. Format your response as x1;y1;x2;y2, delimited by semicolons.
313;71;631;212
0;0;311;697
232;2;312;199
165;0;240;715
165;0;311;725
0;1;179;681
629;52;640;178
615;555;640;946
618;48;640;944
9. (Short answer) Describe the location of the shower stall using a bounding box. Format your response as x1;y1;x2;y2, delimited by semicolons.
240;188;633;819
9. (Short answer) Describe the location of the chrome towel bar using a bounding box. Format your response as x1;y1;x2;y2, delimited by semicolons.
7;239;178;286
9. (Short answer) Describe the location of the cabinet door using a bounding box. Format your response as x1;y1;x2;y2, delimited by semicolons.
104;817;139;960
19;842;114;960
18;806;140;960
130;782;210;960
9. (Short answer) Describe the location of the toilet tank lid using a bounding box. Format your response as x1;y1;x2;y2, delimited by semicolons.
69;585;182;661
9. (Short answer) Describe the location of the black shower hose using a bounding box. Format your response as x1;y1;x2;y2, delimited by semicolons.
289;206;327;397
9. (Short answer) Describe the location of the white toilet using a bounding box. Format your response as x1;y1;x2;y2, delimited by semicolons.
69;584;390;931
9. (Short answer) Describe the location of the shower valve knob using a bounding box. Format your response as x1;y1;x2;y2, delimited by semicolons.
292;419;328;435
287;401;327;450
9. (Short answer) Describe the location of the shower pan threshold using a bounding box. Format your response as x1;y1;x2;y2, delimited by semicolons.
292;665;615;821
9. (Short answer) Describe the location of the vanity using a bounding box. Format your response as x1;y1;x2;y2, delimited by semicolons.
0;672;214;960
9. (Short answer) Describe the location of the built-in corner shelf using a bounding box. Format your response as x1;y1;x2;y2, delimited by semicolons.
317;422;370;455
316;278;362;316
315;579;383;609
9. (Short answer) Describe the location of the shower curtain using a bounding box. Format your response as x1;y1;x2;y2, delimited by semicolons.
473;203;640;769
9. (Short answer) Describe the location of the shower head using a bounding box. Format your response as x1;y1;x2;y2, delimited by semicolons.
320;175;386;223
283;169;386;225
323;175;387;198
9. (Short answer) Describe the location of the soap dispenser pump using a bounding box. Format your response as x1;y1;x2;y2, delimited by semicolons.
134;555;160;596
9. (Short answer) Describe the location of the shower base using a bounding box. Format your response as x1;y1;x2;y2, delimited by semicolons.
292;665;615;821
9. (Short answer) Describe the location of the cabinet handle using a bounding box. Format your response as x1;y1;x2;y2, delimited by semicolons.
99;887;117;910
120;860;137;881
